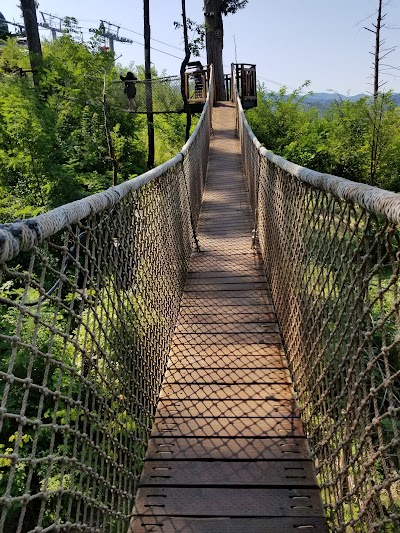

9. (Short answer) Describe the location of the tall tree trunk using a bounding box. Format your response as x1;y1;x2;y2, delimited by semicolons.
180;0;192;141
143;0;155;169
204;0;225;101
20;0;42;86
369;0;384;185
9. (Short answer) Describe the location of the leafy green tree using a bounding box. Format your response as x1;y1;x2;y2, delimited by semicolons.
367;92;400;189
247;83;400;192
246;82;316;155
0;38;30;72
0;35;154;219
0;76;59;214
323;96;371;181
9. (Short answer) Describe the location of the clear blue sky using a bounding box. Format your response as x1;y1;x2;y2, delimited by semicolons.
3;0;400;95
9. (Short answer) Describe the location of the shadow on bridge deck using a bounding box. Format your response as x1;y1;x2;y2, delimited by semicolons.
131;103;328;532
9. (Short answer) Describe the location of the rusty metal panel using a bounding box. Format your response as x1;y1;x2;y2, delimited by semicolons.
187;270;265;279
197;225;252;233
174;322;279;334
162;367;291;384
130;516;329;532
151;416;304;438
177;312;276;325
167;354;287;369
198;223;250;229
159;382;294;400
198;239;253;252
134;487;326;517
180;296;273;307
187;257;265;273
198;225;249;232
181;289;269;299
139;460;318;487
186;275;266;284
199;223;250;230
168;343;284;357
179;304;275;315
145;436;312;461
187;257;261;268
184;282;269;291
195;255;263;264
156;398;298;418
172;332;282;345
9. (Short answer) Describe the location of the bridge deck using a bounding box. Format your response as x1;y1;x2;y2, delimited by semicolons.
131;103;327;532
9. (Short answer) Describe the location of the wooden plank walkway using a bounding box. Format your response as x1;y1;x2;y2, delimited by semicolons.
131;103;328;532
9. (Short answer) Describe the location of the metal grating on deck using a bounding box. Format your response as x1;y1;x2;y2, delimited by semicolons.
131;103;328;532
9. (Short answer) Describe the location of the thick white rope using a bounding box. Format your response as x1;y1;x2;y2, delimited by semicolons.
0;157;182;263
238;98;400;225
0;70;214;264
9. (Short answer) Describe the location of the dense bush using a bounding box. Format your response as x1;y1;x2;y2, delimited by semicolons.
247;84;400;192
0;35;190;221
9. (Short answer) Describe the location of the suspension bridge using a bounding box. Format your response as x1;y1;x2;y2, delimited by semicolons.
0;72;399;533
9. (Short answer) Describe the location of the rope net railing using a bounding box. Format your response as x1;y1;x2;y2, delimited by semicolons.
0;71;213;532
109;76;184;114
238;98;400;531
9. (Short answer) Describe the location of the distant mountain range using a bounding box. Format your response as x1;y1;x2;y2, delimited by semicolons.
300;92;400;111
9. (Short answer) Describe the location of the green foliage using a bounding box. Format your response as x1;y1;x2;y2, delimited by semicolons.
247;82;315;154
0;38;30;72
247;84;400;192
250;95;400;524
0;275;148;529
154;113;196;165
321;96;371;180
0;75;56;211
0;37;191;525
0;35;187;222
174;18;205;57
220;0;249;16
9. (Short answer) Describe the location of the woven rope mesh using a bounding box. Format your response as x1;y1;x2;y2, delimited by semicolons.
0;83;211;531
239;102;400;531
76;75;189;114
106;76;206;113
109;77;192;114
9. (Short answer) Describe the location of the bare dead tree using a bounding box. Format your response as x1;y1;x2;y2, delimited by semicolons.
363;0;396;98
363;0;396;184
180;0;192;141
